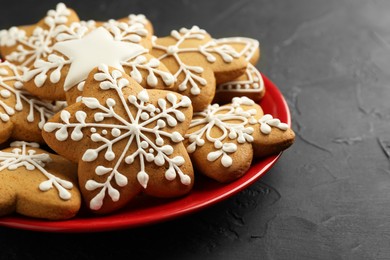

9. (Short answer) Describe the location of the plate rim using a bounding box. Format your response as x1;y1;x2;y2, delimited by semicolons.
0;74;291;233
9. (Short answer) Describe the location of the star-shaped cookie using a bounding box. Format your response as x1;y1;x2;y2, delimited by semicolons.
0;3;174;104
42;64;194;214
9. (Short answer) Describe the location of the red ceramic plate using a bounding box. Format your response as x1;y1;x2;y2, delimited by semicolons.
0;74;291;232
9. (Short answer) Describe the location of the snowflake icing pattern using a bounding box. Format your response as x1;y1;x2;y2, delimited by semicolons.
186;97;288;167
44;64;192;210
0;3;83;68
22;18;173;92
0;61;55;127
0;141;73;200
152;26;240;95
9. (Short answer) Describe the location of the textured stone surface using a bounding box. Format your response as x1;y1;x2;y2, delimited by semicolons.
1;0;390;259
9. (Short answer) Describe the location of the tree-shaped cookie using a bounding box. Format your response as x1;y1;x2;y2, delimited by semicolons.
42;64;194;214
151;26;249;112
0;61;58;144
185;97;295;183
0;141;80;220
213;37;265;104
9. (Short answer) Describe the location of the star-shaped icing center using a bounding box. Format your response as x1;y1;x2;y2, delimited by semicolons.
53;27;147;91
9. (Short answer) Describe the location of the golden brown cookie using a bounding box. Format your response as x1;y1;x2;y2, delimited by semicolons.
151;26;248;112
84;14;154;49
0;3;173;103
185;97;295;183
0;3;80;67
0;141;80;220
42;64;194;214
213;37;265;104
0;61;58;144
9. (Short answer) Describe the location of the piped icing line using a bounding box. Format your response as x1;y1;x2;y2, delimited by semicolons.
43;64;191;210
0;61;56;127
214;37;264;94
103;18;148;44
214;37;259;62
152;26;241;96
185;97;289;168
22;24;173;92
1;3;170;94
0;3;74;67
216;63;264;93
0;141;73;200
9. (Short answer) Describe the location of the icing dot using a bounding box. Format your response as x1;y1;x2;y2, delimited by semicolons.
14;81;23;89
91;128;97;133
156;137;164;146
167;45;179;55
111;128;121;137
0;89;11;98
155;108;161;113
141;141;149;149
141;112;149;120
149;148;154;153
102;129;108;135
0;68;8;76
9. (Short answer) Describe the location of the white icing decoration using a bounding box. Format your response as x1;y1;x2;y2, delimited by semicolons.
186;97;289;167
0;141;73;200
52;27;147;91
0;61;56;127
215;37;259;61
214;37;264;94
0;3;74;67
24;23;173;92
104;19;148;44
43;64;192;210
259;114;289;134
127;14;148;26
152;26;240;96
217;64;264;94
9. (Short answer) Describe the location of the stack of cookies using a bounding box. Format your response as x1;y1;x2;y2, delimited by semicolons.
0;3;295;219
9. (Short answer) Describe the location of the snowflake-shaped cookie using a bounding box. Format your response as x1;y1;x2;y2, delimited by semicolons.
185;97;294;183
213;37;265;104
43;64;193;214
0;61;57;144
0;141;80;220
151;26;248;111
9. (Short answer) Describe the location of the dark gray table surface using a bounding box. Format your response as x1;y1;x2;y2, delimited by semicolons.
1;0;390;259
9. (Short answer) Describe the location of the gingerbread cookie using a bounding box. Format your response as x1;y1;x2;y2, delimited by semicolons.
0;61;58;144
90;13;154;48
151;26;248;111
0;3;80;68
0;3;173;104
0;141;80;220
42;64;194;214
213;37;265;104
185;97;294;183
